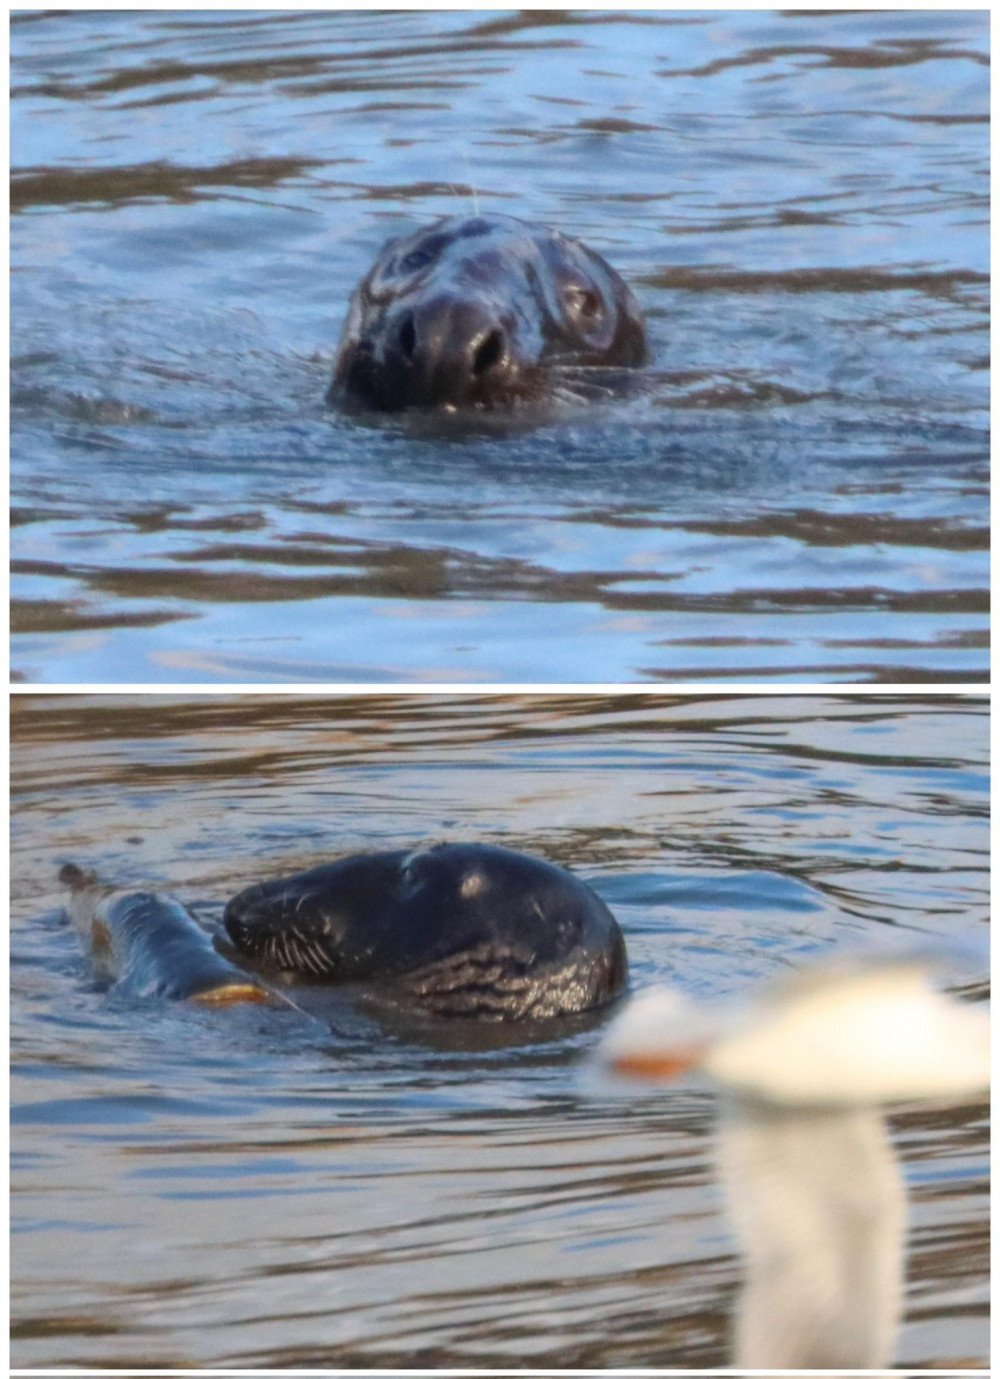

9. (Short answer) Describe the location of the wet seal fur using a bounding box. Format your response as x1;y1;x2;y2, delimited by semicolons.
225;842;628;1020
330;213;647;412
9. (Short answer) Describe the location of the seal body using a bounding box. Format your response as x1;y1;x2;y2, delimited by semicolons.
224;843;628;1019
60;864;270;1005
330;213;647;412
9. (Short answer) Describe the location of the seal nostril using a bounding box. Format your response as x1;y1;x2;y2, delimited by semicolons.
398;315;417;360
472;329;504;377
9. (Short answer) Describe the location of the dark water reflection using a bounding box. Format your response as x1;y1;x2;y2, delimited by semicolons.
10;693;988;1367
10;9;989;683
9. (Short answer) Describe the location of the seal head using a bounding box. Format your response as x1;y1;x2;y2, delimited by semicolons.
224;842;627;1019
330;214;647;412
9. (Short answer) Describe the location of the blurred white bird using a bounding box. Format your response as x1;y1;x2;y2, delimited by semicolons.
597;949;990;1369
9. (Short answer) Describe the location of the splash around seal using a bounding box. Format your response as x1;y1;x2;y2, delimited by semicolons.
224;842;628;1020
330;213;647;412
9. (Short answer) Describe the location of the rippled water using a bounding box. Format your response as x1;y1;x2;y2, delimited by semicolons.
10;693;988;1367
10;9;989;684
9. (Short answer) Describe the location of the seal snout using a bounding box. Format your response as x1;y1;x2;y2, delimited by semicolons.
224;881;351;979
384;294;518;408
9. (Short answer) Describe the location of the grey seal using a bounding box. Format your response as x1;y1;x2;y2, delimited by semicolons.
330;213;647;411
225;842;627;1020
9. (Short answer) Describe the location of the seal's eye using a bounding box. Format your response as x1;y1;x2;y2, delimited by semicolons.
400;248;433;273
564;285;603;321
398;233;449;275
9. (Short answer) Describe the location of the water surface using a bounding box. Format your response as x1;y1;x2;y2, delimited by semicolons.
10;693;989;1367
10;9;989;683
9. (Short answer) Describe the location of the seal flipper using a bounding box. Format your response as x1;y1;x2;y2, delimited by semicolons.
60;864;270;1005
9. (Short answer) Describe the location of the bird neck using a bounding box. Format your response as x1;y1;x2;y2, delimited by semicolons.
716;1099;906;1369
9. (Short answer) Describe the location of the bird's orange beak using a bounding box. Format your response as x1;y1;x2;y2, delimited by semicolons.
610;1047;702;1081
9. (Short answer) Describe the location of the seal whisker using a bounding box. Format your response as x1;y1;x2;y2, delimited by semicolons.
297;945;321;976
